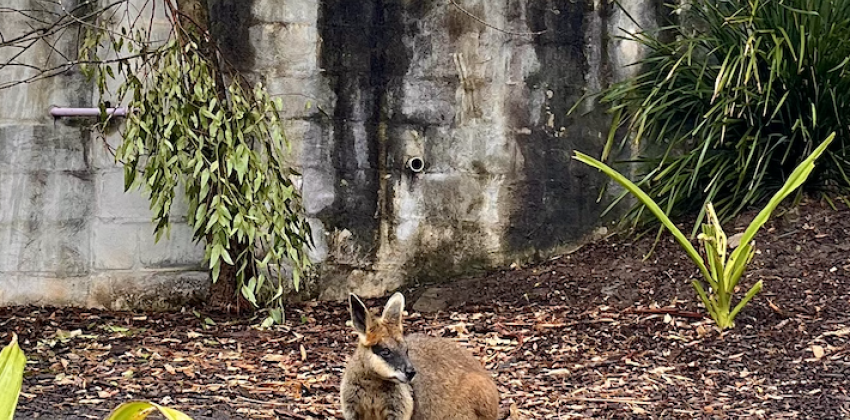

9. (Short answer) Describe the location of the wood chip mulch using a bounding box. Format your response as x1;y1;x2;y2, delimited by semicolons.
3;199;850;419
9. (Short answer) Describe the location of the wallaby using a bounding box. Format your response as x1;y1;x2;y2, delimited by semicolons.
340;292;500;420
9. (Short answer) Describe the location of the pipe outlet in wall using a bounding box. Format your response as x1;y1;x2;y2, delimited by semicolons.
406;156;425;173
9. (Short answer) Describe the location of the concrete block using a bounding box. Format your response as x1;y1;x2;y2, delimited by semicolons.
138;222;205;269
282;0;319;23
0;220;90;276
0;171;94;223
297;122;333;169
92;139;190;220
249;23;318;75
95;169;153;221
419;125;519;175
305;216;329;263
88;270;210;311
252;0;288;23
0;124;88;172
411;172;505;225
399;79;456;125
0;69;90;123
171;186;191;221
317;267;405;302
279;119;309;167
0;274;91;307
90;130;125;170
301;166;336;215
91;221;140;270
267;75;334;119
253;0;318;23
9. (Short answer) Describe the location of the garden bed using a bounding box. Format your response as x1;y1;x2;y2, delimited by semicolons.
4;199;850;419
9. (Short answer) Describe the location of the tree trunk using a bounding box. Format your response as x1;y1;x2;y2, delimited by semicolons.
174;0;250;313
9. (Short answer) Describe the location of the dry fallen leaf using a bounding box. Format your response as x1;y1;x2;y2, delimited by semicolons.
811;345;825;360
728;232;745;248
544;368;570;376
261;354;288;362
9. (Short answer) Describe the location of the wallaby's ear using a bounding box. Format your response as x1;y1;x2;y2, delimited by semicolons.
349;293;369;334
381;292;405;327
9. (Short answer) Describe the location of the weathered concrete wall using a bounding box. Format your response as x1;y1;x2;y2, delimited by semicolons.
219;0;662;301
0;0;661;307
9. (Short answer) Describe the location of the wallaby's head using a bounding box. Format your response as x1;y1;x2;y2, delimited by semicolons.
348;292;416;384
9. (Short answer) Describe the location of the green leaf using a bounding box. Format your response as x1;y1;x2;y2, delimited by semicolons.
241;283;257;305
574;152;711;281
261;316;275;328
210;243;222;269
729;280;764;322
105;401;195;420
0;335;26;420
727;132;835;267
220;247;234;265
691;280;718;322
212;261;221;282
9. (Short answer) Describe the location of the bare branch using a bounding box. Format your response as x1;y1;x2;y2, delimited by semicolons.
447;0;547;37
0;0;158;90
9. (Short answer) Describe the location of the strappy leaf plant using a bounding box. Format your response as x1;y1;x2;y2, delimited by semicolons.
574;133;834;329
590;0;850;231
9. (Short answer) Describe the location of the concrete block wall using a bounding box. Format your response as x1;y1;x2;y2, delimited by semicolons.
0;0;207;309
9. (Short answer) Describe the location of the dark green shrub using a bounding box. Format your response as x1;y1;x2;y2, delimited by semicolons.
596;0;850;228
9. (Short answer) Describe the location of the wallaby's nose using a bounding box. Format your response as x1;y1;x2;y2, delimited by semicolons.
405;367;416;381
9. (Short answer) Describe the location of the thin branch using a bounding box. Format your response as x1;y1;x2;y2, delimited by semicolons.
447;0;547;37
0;0;164;90
0;53;150;90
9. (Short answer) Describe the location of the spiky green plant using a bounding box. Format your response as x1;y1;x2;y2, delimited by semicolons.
594;0;850;230
575;133;834;329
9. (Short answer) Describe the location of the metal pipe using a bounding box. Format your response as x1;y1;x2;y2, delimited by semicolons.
49;107;130;118
406;156;425;173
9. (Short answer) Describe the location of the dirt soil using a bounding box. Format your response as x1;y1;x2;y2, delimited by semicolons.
4;199;850;419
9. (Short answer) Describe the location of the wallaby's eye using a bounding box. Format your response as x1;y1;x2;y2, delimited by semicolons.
372;345;392;358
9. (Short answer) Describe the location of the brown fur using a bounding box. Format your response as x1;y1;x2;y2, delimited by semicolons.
407;334;499;420
341;356;414;420
341;293;500;420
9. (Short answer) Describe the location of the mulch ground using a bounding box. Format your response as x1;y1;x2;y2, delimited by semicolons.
3;199;850;419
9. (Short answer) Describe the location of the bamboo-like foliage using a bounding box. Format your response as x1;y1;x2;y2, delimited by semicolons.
595;0;850;230
574;133;834;329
